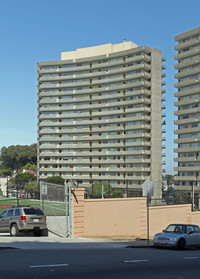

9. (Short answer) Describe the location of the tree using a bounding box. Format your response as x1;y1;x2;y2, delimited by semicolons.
28;181;39;197
112;189;123;198
0;144;37;171
0;168;13;177
14;172;37;198
20;162;37;173
15;172;37;184
45;176;65;185
88;182;113;198
163;174;175;188
173;191;191;205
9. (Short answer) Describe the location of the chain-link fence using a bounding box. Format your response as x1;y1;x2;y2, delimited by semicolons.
40;181;73;237
0;198;41;214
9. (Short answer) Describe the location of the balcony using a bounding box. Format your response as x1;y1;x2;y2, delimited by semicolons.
38;64;91;74
175;58;200;70
124;175;147;181
175;107;199;116
174;175;198;182
174;97;200;107
175;137;200;144
91;174;124;181
174;156;200;162
174;127;199;134
175;38;200;51
175;67;200;79
174;147;200;153
175;47;200;60
174;87;200;97
175;78;200;89
174;166;200;172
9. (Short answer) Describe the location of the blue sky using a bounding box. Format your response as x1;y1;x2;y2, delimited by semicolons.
0;0;199;174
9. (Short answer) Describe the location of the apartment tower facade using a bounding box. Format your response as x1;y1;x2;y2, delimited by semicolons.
37;41;165;197
174;27;200;187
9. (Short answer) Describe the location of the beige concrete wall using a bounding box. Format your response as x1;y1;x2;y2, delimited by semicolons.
191;211;200;225
84;198;147;238
72;191;200;239
149;204;192;237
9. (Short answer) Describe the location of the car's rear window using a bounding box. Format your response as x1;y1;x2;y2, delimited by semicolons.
24;208;44;215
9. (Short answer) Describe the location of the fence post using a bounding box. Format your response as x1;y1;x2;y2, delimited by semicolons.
65;180;69;238
68;181;73;238
40;181;44;212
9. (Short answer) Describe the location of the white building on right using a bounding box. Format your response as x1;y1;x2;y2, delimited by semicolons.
0;177;7;196
174;27;200;187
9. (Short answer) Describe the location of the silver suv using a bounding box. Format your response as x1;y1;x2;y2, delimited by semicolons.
0;206;47;236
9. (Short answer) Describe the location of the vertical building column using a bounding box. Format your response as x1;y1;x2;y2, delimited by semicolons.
72;188;85;238
150;49;162;198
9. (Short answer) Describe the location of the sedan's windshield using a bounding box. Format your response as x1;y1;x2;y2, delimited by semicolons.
164;224;200;235
165;225;184;233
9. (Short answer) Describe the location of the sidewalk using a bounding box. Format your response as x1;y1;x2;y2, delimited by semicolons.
0;233;153;250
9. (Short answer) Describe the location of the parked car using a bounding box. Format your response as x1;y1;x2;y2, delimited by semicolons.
153;224;200;249
0;206;47;236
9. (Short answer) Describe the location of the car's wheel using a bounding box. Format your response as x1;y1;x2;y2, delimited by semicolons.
176;238;185;250
10;224;19;236
34;230;43;237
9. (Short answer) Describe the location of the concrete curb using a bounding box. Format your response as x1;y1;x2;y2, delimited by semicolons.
126;245;154;248
0;233;154;250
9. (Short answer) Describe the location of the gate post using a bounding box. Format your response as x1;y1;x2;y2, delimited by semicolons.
40;181;45;212
72;188;85;238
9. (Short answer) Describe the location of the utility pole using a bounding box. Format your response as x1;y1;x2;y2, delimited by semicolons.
192;184;195;211
126;180;128;197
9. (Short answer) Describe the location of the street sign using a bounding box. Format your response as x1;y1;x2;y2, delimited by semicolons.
142;178;154;197
42;185;48;195
142;178;154;246
101;192;105;194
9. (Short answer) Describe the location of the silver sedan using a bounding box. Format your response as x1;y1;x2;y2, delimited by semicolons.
153;224;200;249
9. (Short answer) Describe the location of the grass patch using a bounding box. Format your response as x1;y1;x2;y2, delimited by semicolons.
0;198;67;216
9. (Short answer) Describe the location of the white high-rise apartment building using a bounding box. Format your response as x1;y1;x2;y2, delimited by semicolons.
37;41;165;197
174;27;200;187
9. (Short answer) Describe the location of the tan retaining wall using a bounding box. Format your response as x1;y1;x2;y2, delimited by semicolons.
149;204;192;237
191;211;200;226
72;190;200;239
84;198;147;238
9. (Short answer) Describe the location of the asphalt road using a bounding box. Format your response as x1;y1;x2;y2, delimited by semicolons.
1;246;200;278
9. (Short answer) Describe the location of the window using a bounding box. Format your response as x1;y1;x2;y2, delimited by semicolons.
63;64;73;68
15;209;20;216
24;208;44;215
7;209;14;217
0;210;7;218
